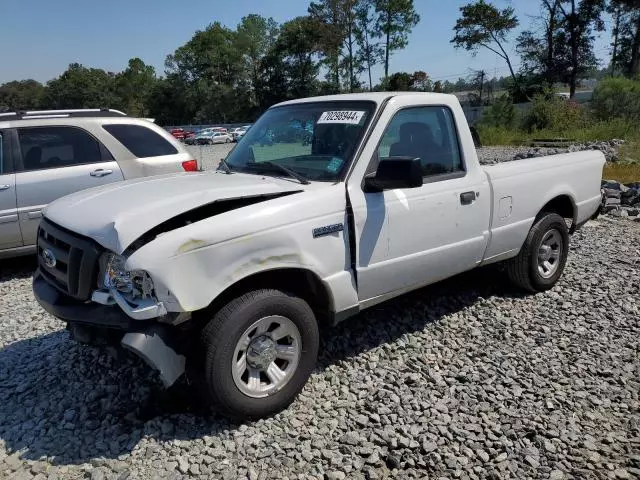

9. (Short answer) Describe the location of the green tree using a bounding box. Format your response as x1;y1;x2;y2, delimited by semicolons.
164;22;251;122
374;0;420;79
255;49;291;110
0;80;45;110
115;58;156;117
410;70;432;91
309;0;365;92
608;0;640;77
442;80;455;92
355;0;384;90
309;0;347;91
480;94;516;127
147;74;193;125
236;14;280;110
275;16;323;99
166;22;244;86
516;1;565;85
451;0;519;83
44;63;119;109
556;0;606;97
387;71;412;90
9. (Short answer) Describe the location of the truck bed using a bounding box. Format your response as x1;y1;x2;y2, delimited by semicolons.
480;150;605;264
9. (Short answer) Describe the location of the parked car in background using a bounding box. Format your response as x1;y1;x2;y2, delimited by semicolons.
184;135;198;145
169;128;196;142
170;128;186;140
0;108;198;259
196;131;232;145
233;125;252;142
230;127;243;141
184;129;207;145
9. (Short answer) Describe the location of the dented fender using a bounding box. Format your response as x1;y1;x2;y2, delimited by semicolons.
124;185;359;315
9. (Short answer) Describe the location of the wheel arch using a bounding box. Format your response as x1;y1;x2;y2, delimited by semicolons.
195;267;335;328
537;194;578;232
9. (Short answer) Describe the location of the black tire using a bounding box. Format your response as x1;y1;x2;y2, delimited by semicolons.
200;289;319;420
506;212;569;292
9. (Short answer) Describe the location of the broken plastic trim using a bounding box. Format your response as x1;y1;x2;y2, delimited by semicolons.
122;192;302;256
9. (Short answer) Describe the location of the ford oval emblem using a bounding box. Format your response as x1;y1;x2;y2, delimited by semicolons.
42;249;56;268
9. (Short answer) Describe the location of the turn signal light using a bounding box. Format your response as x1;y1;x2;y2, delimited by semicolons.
182;160;198;172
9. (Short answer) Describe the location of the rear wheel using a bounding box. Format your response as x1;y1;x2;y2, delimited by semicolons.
506;212;569;292
200;289;319;420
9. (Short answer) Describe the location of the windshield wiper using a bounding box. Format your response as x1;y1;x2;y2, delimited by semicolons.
246;161;310;185
217;157;233;174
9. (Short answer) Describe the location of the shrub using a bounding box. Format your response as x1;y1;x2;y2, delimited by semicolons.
591;77;640;122
479;95;516;128
521;92;589;133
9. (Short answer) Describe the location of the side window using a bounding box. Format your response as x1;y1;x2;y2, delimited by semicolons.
103;124;178;158
377;106;464;177
18;126;104;171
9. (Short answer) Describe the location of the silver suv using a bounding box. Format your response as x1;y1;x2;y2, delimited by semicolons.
0;109;196;259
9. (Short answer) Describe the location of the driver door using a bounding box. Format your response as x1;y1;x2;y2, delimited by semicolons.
347;99;490;302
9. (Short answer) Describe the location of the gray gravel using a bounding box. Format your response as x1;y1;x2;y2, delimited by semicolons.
476;140;626;165
1;216;639;479
185;144;234;172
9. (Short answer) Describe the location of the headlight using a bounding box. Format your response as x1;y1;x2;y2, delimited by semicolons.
99;253;154;299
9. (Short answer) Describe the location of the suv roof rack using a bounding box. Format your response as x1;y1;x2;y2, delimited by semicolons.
0;108;128;121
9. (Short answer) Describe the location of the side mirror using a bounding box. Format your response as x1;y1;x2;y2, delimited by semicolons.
364;157;423;192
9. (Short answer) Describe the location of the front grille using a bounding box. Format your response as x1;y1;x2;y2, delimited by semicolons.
37;219;102;301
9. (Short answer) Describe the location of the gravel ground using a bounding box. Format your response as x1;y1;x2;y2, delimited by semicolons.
185;144;234;171
476;141;625;165
1;215;639;479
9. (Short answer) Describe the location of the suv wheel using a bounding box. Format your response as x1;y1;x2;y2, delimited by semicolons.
200;289;319;419
506;212;569;292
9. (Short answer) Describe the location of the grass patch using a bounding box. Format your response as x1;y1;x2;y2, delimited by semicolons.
477;120;639;147
603;163;640;183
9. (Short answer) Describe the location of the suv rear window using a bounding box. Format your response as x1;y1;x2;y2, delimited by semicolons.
104;124;178;158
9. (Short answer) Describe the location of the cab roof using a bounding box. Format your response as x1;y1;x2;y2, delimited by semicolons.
273;92;458;108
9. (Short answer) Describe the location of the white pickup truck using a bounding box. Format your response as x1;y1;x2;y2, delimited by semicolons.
33;92;604;419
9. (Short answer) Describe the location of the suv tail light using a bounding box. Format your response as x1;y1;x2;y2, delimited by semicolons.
182;160;198;172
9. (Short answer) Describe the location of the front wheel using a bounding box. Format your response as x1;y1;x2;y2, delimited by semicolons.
505;212;570;292
200;289;319;420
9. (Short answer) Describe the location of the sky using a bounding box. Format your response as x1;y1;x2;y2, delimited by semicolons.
0;0;613;85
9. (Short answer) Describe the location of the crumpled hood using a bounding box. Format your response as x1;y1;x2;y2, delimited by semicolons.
43;171;305;254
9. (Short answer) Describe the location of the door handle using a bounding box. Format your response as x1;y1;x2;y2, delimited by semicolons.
0;184;10;191
460;191;477;205
90;169;113;178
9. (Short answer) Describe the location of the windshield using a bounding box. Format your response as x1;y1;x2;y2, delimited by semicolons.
225;101;376;182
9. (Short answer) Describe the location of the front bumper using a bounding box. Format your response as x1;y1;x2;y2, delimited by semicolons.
33;271;187;386
33;270;134;329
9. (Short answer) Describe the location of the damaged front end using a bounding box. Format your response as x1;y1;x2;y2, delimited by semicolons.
34;184;306;388
32;219;191;387
92;252;167;321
